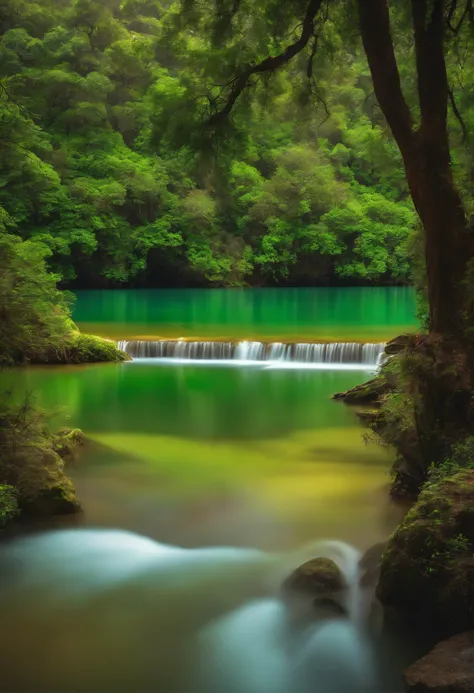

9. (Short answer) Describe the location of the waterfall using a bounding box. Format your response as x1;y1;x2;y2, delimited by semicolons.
117;340;385;366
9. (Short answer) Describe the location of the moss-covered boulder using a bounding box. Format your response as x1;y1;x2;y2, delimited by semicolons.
0;398;82;525
404;631;474;692
22;476;81;517
333;377;389;405
61;334;130;364
53;428;86;461
0;485;20;527
377;470;474;637
283;557;346;596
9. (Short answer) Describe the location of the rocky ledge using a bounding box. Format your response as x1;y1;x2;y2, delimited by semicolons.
377;469;474;638
404;631;474;693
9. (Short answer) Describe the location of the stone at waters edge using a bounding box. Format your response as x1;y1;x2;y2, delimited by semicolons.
404;632;474;692
283;557;347;596
282;557;350;621
358;541;388;588
376;469;474;638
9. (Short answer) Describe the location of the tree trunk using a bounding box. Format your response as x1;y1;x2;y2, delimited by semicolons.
357;0;470;337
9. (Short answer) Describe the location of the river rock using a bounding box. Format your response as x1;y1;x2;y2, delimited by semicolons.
377;470;474;637
53;428;86;462
283;557;346;596
358;541;388;587
332;377;389;404
313;596;348;617
404;632;474;692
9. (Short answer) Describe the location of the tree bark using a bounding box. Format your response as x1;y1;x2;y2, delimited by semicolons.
357;0;469;336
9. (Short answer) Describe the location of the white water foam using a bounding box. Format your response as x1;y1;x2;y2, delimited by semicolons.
117;340;386;368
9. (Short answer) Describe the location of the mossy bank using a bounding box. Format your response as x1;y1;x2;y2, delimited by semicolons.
0;401;86;528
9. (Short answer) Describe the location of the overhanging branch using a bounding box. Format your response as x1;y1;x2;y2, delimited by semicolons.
208;0;324;126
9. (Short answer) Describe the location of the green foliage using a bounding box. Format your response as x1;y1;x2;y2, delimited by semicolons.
0;233;72;366
0;232;129;365
63;334;130;363
428;437;474;484
0;395;81;522
0;0;432;287
377;468;474;637
0;484;19;527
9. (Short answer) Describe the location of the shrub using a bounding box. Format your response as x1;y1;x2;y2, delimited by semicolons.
0;485;19;527
0;396;81;521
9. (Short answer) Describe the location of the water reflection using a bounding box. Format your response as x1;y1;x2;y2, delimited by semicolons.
73;287;416;340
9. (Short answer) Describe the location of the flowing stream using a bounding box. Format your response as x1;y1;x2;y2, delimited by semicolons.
0;529;406;692
0;287;418;692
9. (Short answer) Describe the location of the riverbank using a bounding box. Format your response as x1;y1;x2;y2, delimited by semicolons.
333;338;474;689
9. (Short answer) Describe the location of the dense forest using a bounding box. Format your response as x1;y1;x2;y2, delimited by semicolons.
1;0;471;288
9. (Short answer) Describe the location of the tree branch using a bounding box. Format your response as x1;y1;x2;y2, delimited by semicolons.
448;87;469;143
208;0;324;126
446;0;472;34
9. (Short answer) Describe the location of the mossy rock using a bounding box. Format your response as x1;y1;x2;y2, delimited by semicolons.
53;427;86;461
283;557;346;596
332;377;389;405
377;470;474;637
63;334;130;364
0;485;20;527
21;477;81;517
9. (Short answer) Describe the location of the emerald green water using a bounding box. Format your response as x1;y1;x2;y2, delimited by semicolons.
2;361;400;548
73;286;416;341
1;286;416;547
0;287;415;693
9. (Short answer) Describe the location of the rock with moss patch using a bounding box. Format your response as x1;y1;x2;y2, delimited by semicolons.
53;427;86;461
283;557;346;596
333;377;389;404
404;631;474;692
0;485;20;527
377;470;474;637
22;476;81;517
64;334;130;364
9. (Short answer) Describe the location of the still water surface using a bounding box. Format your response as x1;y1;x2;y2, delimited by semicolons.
73;286;416;341
0;287;417;693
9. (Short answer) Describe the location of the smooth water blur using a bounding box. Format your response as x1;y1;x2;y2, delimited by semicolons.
73;286;417;341
0;529;411;693
0;361;401;549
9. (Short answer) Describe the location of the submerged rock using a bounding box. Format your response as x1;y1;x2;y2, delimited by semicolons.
283;557;346;596
377;470;474;637
313;596;348;617
404;632;474;692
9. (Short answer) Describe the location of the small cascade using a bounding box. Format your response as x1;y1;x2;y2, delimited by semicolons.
234;341;266;361
117;340;385;366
